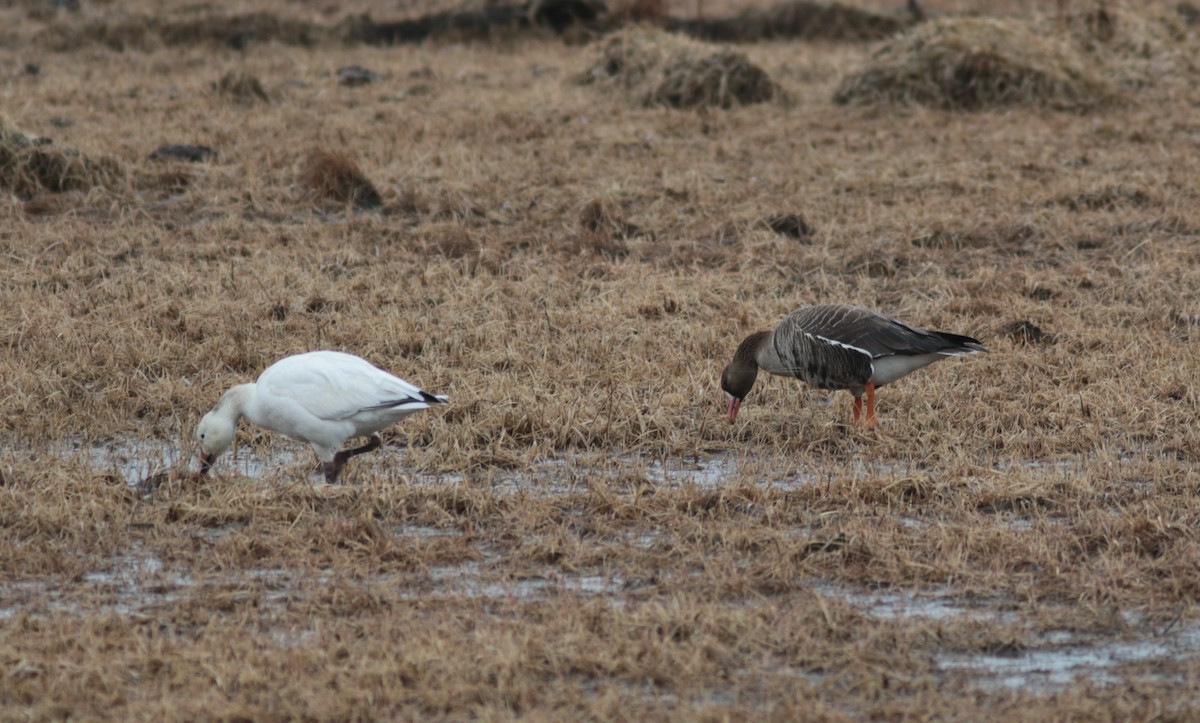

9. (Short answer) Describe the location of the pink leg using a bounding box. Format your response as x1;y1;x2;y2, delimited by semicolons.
864;382;877;429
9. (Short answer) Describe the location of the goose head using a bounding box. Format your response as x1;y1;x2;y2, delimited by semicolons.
194;410;236;475
720;331;768;422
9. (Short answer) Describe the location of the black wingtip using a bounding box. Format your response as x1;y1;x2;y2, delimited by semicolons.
421;391;449;404
938;331;988;354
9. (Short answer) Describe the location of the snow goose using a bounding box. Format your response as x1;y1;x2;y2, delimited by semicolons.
720;304;986;427
195;350;447;483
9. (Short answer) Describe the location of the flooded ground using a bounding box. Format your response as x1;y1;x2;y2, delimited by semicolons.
6;525;1198;696
2;435;1192;699
67;433;1107;493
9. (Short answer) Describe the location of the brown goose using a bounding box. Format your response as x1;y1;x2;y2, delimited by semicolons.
720;304;987;427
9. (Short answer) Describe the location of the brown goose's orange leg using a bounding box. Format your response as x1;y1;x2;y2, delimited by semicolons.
864;382;877;429
852;395;862;424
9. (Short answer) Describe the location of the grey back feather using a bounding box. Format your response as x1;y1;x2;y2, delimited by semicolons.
773;304;985;389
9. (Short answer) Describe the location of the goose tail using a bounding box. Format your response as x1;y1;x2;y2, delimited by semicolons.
936;332;988;355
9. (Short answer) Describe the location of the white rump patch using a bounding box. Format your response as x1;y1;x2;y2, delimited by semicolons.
870;353;945;386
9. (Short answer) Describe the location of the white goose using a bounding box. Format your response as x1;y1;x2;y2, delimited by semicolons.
195;350;447;483
721;304;987;427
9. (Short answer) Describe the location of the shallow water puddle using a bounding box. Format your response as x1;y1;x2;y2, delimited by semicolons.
424;562;625;600
0;530;625;624
0;543;194;621
66;435;1130;499
939;622;1200;692
63;434;368;486
64;435;920;493
813;581;1015;622
68;435;186;485
814;580;1200;692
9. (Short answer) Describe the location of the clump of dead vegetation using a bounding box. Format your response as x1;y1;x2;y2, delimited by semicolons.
834;16;1119;111
0;116;124;199
214;71;269;104
576;28;778;108
299;150;383;209
579;197;642;239
1044;3;1200;85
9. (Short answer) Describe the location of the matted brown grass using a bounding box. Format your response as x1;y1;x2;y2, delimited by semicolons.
1;0;1200;718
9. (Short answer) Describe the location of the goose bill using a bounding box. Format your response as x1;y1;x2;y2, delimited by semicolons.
725;393;741;423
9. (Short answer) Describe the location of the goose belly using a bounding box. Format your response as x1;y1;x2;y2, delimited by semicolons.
869;353;946;386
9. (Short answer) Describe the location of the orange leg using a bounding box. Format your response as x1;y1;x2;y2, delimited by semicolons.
852;395;862;423
864;382;877;429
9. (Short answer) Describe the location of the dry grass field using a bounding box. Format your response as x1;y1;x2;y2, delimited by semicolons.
2;0;1199;718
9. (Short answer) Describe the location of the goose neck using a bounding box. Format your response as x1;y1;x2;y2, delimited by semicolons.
215;383;256;424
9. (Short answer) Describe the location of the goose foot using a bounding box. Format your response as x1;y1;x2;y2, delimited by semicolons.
323;434;384;484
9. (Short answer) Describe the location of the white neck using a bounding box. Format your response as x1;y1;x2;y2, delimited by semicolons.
215;383;257;425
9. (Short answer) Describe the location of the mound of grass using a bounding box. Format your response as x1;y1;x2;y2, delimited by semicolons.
1040;4;1200;90
833;17;1118;112
577;28;778;109
300;150;383;209
0;116;124;199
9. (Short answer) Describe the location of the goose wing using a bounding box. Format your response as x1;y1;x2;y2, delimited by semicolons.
258;351;443;423
772;308;874;389
790;304;975;359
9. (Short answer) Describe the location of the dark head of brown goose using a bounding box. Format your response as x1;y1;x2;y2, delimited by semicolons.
720;331;768;422
721;304;987;426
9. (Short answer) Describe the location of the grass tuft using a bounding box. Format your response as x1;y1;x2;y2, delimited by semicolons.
299;150;384;209
214;70;269;104
0;116;124;199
